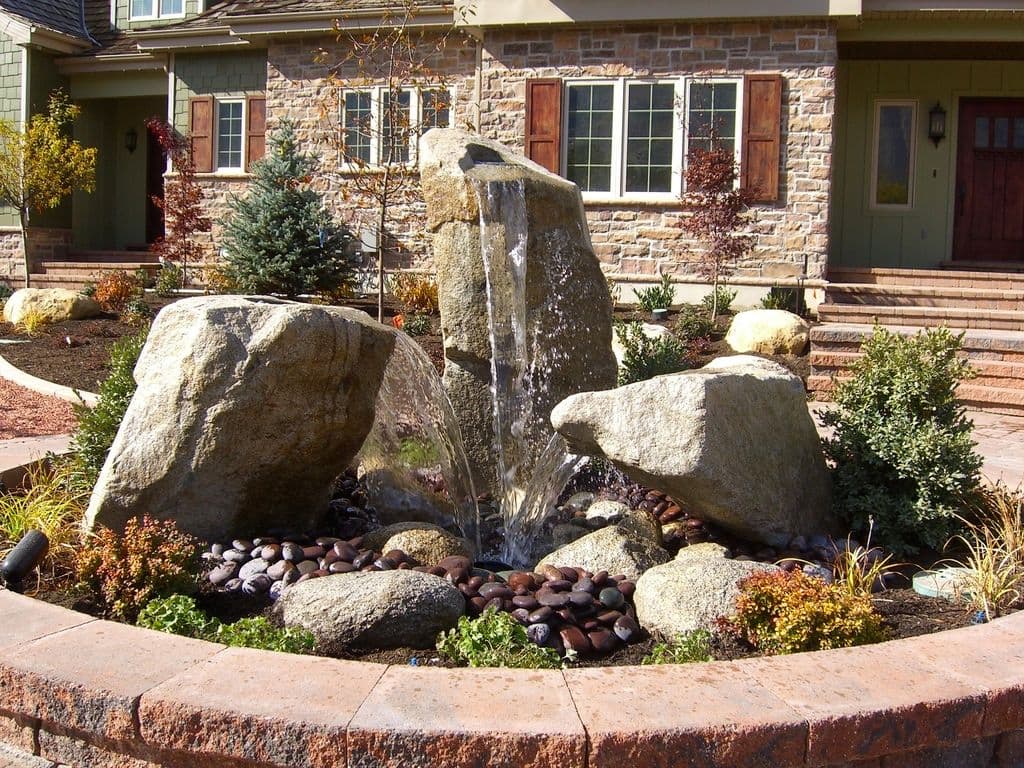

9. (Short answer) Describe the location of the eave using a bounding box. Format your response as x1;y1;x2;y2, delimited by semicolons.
0;12;93;54
130;26;249;51
57;51;168;75
223;5;455;36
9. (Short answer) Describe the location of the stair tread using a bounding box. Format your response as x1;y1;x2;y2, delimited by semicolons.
826;283;1024;299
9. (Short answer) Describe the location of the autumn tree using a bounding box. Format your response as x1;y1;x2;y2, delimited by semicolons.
0;91;96;288
317;0;471;321
146;117;211;288
680;146;753;320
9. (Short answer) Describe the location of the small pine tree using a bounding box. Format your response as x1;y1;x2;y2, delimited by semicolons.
222;120;355;297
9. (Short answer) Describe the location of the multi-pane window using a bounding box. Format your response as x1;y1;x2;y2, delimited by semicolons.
872;100;916;208
216;100;244;171
130;0;184;19
341;87;452;166
625;83;675;193
565;84;614;193
686;81;739;156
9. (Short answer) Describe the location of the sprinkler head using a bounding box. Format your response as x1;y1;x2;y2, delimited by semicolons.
1;530;49;594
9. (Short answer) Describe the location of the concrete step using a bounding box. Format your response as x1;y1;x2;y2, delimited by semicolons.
816;303;1024;331
825;283;1024;311
828;266;1024;291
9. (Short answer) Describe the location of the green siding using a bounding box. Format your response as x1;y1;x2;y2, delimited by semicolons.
831;60;1024;269
173;50;267;133
0;34;20;228
30;50;72;230
115;0;202;30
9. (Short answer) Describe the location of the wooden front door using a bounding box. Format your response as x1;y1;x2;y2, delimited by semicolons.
953;98;1024;262
145;129;166;245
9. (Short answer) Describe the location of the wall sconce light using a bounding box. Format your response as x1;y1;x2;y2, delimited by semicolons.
125;127;138;154
928;103;947;148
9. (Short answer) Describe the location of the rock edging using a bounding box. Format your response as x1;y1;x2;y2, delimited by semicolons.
0;590;1022;767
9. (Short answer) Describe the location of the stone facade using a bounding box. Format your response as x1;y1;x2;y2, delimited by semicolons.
0;227;73;287
478;20;837;281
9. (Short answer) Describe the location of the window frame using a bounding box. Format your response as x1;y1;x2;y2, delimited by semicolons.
214;98;246;173
681;76;744;191
129;0;186;20
339;85;454;169
870;98;917;211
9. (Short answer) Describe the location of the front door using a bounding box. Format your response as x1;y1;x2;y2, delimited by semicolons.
145;129;166;245
953;98;1024;262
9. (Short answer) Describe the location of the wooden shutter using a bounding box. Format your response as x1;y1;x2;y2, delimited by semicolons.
189;96;214;173
246;96;267;171
741;74;783;203
524;78;562;174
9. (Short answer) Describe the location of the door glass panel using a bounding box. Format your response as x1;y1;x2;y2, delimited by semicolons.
994;117;1010;149
1015;118;1024;150
975;117;989;149
874;103;914;206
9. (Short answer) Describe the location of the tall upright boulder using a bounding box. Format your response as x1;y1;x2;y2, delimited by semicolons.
85;296;397;541
419;129;617;496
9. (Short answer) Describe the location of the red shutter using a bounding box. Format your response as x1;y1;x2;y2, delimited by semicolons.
524;78;562;174
189;96;214;173
246;96;267;171
741;74;783;203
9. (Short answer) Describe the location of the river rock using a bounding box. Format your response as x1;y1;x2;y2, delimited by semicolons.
535;525;669;582
634;544;779;638
419;128;617;496
2;288;101;325
361;522;471;566
84;296;399;541
552;355;834;547
273;570;464;651
726;309;810;355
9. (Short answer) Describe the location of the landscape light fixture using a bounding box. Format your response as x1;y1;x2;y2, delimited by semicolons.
928;103;947;148
0;530;49;594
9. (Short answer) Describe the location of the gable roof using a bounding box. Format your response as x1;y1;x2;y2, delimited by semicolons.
0;0;93;42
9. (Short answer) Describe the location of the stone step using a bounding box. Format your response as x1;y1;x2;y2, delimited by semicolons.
809;323;1024;358
37;261;160;278
811;350;1024;388
64;249;159;263
815;303;1024;331
24;275;93;290
939;260;1024;273
825;283;1024;311
828;266;1024;291
807;375;1024;416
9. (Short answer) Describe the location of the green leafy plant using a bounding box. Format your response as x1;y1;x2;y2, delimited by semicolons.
635;273;676;312
675;304;715;343
701;285;737;315
760;285;801;314
0;461;90;584
398;437;439;468
138;595;316;653
120;298;153;327
642;629;712;664
134;267;156;290
401;312;432;337
0;283;12;302
80;282;96;298
223;120;355;297
76;515;199;622
155;262;184;297
822;326;982;554
828;516;903;598
615;320;689;386
437;609;562;668
725;569;887;655
70;327;147;484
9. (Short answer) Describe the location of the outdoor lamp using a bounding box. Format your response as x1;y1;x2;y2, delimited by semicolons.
928;103;946;148
125;127;138;154
1;530;49;594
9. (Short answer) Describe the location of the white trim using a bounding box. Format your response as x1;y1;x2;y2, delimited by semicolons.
339;85;454;168
166;52;176;173
19;46;28;126
111;0;117;27
129;0;188;21
215;97;246;172
870;98;917;211
681;76;744;191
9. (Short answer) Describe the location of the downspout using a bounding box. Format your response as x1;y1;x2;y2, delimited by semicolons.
166;52;175;172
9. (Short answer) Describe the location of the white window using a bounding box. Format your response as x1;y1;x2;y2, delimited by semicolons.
130;0;185;20
216;100;244;171
340;87;452;166
563;77;746;200
871;100;916;209
563;79;684;199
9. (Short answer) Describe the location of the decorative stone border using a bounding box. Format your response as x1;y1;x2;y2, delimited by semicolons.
0;352;98;408
0;590;1022;768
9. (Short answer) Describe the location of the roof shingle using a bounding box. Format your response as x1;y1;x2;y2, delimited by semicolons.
0;0;92;40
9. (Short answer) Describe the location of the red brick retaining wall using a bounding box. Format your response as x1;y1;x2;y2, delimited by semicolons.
0;589;1022;768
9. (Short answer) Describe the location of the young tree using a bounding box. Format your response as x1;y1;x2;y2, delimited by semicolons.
146;118;211;288
0;91;96;288
680;147;753;321
221;120;356;297
317;0;470;321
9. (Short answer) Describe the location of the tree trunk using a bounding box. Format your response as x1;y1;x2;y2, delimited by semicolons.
377;173;390;323
19;209;30;289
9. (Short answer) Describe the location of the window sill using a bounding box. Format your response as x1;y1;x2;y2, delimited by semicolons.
193;171;252;180
580;195;681;207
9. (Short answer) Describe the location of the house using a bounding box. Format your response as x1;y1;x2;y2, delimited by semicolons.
1;1;1022;409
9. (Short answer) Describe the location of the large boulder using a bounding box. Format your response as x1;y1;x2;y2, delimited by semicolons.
3;288;101;325
273;571;465;651
419;128;617;498
85;296;398;541
552;355;834;547
360;522;471;567
634;544;779;638
726;309;809;356
536;513;669;581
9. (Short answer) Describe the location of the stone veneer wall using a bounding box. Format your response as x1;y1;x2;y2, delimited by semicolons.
0;227;73;287
479;20;836;281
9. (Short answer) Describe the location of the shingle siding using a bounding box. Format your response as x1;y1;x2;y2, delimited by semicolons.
173;49;268;133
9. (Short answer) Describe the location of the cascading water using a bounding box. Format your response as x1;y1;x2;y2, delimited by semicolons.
474;176;587;567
